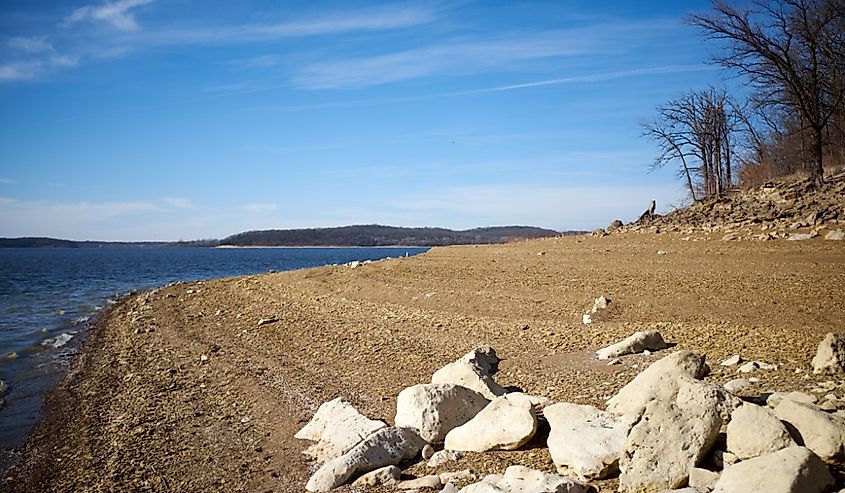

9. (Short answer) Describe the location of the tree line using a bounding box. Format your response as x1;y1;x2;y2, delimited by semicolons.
643;0;845;200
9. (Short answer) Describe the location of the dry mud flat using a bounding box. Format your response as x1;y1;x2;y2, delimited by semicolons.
4;233;845;492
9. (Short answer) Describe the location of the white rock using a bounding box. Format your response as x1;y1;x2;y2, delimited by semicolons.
774;398;845;464
619;390;722;492
720;355;741;366
440;470;475;484
812;333;845;374
427;449;464;468
596;330;668;360
398;474;442;490
766;391;818;408
723;379;750;393
295;397;387;461
443;483;460;493
460;465;591;493
711;450;739;470
351;465;401;487
396;383;489;443
544;402;637;480
825;230;845;240
591;295;611;313
582;313;591;325
676;378;743;423
726;404;796;460
431;346;507;400
787;231;818;241
606;350;709;415
444;393;537;452
689;467;720;492
306;427;426;492
712;446;833;493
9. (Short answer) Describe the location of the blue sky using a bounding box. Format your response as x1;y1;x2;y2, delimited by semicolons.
0;0;718;241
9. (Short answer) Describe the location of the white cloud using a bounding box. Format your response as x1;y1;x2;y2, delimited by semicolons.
241;203;279;214
291;20;687;89
0;55;78;82
0;198;164;239
64;0;157;32
163;197;193;209
0;179;15;185
7;36;54;54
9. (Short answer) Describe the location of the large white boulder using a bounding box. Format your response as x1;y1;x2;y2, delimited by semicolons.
774;398;845;464
712;446;833;493
811;333;845;374
726;403;796;460
395;383;489;443
294;397;387;461
306;427;426;492
459;465;592;493
596;330;668;360
606;350;709;415
444;393;537;452
544;402;637;480
676;378;743;422
431;345;507;400
619;391;722;492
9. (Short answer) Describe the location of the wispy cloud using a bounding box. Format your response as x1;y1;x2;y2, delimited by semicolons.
141;4;439;45
8;36;54;54
163;197;193;209
0;198;165;239
0;179;16;185
258;64;713;111
63;0;157;32
241;203;278;214
0;55;79;82
291;21;686;89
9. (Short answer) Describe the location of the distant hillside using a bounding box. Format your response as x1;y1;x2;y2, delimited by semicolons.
220;225;564;247
0;237;174;248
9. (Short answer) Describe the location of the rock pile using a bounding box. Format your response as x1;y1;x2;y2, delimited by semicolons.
606;174;845;240
295;334;845;493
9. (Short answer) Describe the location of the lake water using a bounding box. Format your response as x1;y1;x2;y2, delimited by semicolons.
0;246;428;467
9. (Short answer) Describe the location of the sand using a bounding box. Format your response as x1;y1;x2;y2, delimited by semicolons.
3;232;844;492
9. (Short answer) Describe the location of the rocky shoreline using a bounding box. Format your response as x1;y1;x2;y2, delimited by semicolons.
2;231;844;492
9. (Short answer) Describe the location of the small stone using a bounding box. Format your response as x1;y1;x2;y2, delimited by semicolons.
421;444;435;460
657;250;668;255
689;467;720;491
397;475;442;490
257;317;277;327
427;449;464;468
591;295;611;313
720;355;741;366
440;470;474;484
825;230;845;240
582;313;591;325
595;330;668;360
812;333;845;374
723;379;751;393
351;466;401;487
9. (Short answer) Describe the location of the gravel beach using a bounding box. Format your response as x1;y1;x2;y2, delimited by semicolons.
4;232;844;492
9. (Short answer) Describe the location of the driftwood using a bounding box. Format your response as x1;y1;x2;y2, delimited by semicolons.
636;200;657;223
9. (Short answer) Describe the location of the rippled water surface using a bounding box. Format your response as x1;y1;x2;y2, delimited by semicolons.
0;246;427;466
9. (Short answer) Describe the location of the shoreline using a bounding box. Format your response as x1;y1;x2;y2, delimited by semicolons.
214;245;432;249
4;233;844;492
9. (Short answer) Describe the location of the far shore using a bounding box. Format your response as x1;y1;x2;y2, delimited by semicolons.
213;244;431;249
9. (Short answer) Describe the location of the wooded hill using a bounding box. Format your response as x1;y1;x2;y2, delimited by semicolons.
219;225;564;247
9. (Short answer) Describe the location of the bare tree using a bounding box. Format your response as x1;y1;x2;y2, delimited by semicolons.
643;87;743;200
689;0;845;186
